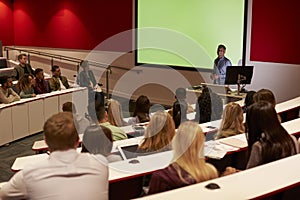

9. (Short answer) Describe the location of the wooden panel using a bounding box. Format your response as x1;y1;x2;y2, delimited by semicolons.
12;103;29;140
28;99;44;135
58;92;72;112
72;88;89;117
44;95;58;122
0;107;13;146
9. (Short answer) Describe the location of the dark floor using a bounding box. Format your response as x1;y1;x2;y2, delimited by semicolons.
0;132;44;182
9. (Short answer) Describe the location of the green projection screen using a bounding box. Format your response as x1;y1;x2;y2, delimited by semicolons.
136;0;246;70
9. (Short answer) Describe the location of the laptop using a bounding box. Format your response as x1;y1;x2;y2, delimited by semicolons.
117;144;139;160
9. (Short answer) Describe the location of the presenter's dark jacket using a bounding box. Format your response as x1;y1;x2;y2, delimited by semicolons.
48;76;70;91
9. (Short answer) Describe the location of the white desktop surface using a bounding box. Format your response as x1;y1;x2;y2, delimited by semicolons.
281;118;300;134
11;153;49;172
11;118;300;185
109;151;173;181
138;154;300;200
275;96;300;113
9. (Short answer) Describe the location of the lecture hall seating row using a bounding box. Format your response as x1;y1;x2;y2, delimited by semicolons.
0;87;88;146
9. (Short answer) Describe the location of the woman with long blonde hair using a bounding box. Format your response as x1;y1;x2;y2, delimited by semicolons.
107;99;127;127
148;121;218;194
138;111;175;153
215;102;245;139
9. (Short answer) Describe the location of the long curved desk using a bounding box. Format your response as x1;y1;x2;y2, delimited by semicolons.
0;87;88;146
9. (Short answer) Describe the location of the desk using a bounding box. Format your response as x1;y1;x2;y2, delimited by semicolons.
11;118;300;200
31;123;218;153
186;84;246;104
276;96;300;122
0;67;14;77
0;87;88;146
137;153;300;200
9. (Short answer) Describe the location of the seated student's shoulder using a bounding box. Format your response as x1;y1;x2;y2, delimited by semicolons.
79;152;109;167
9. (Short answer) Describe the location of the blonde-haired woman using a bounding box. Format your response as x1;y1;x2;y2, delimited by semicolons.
215;102;245;139
148;121;218;194
138;111;175;153
107;99;127;127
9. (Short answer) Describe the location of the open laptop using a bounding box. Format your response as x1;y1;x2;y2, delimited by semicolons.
117;144;139;160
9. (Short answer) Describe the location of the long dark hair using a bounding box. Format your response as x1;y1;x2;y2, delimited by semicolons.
133;95;150;123
246;101;296;164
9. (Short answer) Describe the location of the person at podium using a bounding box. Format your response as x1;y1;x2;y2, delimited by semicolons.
210;44;232;85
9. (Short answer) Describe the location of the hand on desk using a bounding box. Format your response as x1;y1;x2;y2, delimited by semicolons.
221;166;241;176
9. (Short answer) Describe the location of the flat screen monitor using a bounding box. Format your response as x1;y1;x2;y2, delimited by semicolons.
225;66;254;85
0;57;7;69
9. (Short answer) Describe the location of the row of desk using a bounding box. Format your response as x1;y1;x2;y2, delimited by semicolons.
7;117;300;199
138;153;300;200
30;95;300;157
10;117;300;182
1;93;299;199
0;87;88;146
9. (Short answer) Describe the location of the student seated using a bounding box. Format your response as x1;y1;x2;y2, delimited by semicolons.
243;90;256;112
81;125;122;163
13;53;35;81
171;87;189;128
253;88;281;122
0;76;20;104
33;68;49;94
214;102;245;139
96;104;128;141
107;99;128;127
194;86;223;123
48;65;69;91
0;112;108;200
17;74;36;98
148;121;218;194
128;95;151;125
245;101;299;168
137;111;175;155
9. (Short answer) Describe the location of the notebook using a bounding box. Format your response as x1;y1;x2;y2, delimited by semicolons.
219;136;248;148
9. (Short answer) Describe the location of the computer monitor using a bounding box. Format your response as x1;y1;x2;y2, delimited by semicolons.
0;57;7;69
225;66;254;85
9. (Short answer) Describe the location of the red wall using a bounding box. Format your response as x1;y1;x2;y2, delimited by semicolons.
13;0;133;51
0;0;14;45
3;0;300;63
250;0;300;65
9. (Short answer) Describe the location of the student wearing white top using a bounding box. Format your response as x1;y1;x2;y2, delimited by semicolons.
0;112;109;200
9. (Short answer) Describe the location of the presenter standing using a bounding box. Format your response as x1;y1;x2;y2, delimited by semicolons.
211;44;232;85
